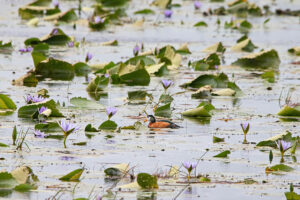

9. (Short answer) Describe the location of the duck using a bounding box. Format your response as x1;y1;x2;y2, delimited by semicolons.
147;115;180;129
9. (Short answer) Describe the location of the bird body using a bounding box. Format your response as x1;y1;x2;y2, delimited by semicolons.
147;115;180;129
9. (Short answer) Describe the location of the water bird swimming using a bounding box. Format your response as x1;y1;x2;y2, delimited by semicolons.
147;115;180;129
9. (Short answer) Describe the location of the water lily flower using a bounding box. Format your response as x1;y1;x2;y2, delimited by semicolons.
164;10;173;18
38;106;48;114
215;65;219;70
194;1;202;10
51;28;58;35
276;140;291;162
67;41;74;48
133;45;140;56
94;16;104;24
25;95;45;104
106;107;117;119
34;130;46;138
52;0;59;8
19;46;33;53
183;161;197;181
105;73;109;78
58;119;80;148
85;52;93;62
161;79;173;93
96;195;102;200
241;122;249;143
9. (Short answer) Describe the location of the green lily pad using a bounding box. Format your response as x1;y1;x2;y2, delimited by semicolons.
44;9;78;22
155;103;171;118
288;47;300;56
137;173;158;189
203;42;226;54
59;168;84;182
0;143;9;147
213;150;231;158
159;94;173;104
199;177;211;182
285;191;300;200
268;164;294;172
13;72;38;87
152;0;171;8
134;9;155;15
99;120;118;130
18;99;63;118
104;168;122;177
31;51;47;67
256;131;294;148
194;21;208;27
86;76;109;92
261;70;275;83
14;184;35;192
0;94;17;115
35;122;60;133
40;28;71;45
118;68;150;86
35;57;74;80
278;105;300;117
70;97;104;109
84;124;98;132
213;136;225;143
97;0;130;7
0;172;18;189
232;49;280;69
189;53;220;71
231;38;257;52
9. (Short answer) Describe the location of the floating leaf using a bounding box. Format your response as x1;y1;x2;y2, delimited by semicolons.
13;72;38;87
278;105;300;117
14;184;35;192
40;28;71;45
84;124;98;132
176;43;191;55
155;103;171;118
0;94;17;115
104;168;122;177
0;143;9;148
134;9;155;15
118;68;150;86
152;0;171;8
86;75;109;92
97;0;130;7
257;131;292;147
12;126;17;145
101;40;118;46
231;38;257;52
212;88;236;96
203;42;226;54
59;168;84;182
35;57;74;80
194;21;208;27
266;164;294;172
44;9;78;22
73;62;91;76
18;99;63;118
232;49;280;69
98;120;118;130
137;173;158;189
288;47;300;56
285;191;300;200
0;172;18;189
35;122;60;133
261;70;275;83
189;53;220;71
70;97;104;109
213;150;230;158
199;177;211;182
213;136;224;143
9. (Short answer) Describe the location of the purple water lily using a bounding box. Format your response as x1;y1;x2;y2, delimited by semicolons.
215;65;219;70
25;95;45;104
52;0;59;8
85;52;93;62
161;79;173;93
19;46;33;53
96;195;102;200
38;106;48;114
164;10;173;18
276;140;292;162
133;45;140;56
105;73;109;78
58;119;80;148
194;1;202;9
106;107;117;119
241;122;250;143
94;16;104;24
183;161;197;181
34;130;46;138
51;28;58;35
67;41;74;48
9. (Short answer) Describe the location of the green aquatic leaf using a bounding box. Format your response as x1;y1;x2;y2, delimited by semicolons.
86;75;109;92
0;143;9;147
213;136;224;143
12;126;17;145
70;97;104;109
182;106;211;117
45;9;78;22
31;51;47;67
268;164;294;172
231;38;257;52
35;122;60;133
104;168;122;177
137;173;158;189
0;172;18;189
18;99;63;118
84;124;98;132
14;183;35;192
152;0;171;8
119;68;150;86
261;70;275;83
159;94;173;104
97;0;130;7
155;103;171;118
74;62;91;76
99;120;118;130
0;41;12;50
285;191;300;200
134;9;155;15
35;57;74;80
278;105;300;117
128;91;147;101
213;150;230;158
0;94;17;113
59;168;84;182
232;49;280;69
288;47;300;56
194;21;208;27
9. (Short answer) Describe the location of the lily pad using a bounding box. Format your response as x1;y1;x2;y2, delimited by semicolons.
74;62;91;76
288;47;300;56
182;102;215;117
0;94;17;115
44;9;78;22
189;53;220;71
231;38;257;52
213;136;225;143
98;120;118;130
59;168;84;182
35;57;74;80
86;75;109;92
84;124;98;132
261;70;275;83
18;99;63;118
35;122;60;133
134;9;155;15
266;164;294;172
232;49;280;69
278;105;300;117
214;150;231;158
194;21;208;27
137;173;158;189
154;103;171;118
212;88;236;96
203;42;226;54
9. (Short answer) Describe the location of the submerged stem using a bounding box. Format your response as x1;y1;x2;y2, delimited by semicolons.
63;136;67;148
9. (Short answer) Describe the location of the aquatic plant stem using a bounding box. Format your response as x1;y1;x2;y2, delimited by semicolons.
64;136;67;148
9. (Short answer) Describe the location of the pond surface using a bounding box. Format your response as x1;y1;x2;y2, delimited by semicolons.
0;0;300;199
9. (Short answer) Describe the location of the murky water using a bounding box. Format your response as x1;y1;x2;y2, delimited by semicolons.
0;0;300;199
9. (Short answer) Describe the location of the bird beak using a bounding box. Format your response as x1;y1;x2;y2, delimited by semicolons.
144;118;148;122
